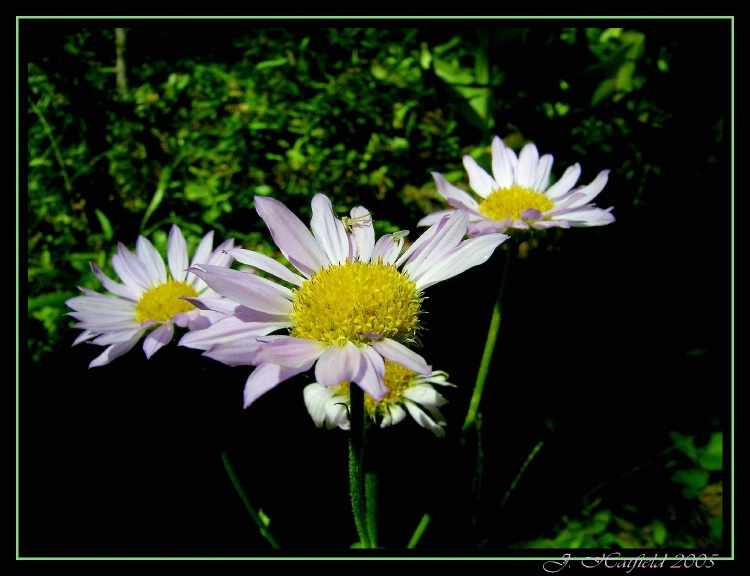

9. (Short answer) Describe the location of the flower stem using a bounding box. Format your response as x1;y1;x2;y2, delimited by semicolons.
220;450;281;549
348;383;372;548
462;243;513;435
406;514;431;549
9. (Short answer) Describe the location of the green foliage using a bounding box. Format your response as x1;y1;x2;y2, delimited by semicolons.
514;429;724;549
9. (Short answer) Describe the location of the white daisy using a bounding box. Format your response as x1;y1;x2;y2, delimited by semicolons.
418;135;615;235
303;360;455;438
66;225;235;368
179;193;508;408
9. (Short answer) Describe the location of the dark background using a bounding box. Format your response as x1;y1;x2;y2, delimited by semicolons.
20;19;733;558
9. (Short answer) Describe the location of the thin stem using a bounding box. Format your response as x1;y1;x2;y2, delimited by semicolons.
499;440;544;510
220;450;281;549
406;514;431;549
462;243;513;434
348;384;371;548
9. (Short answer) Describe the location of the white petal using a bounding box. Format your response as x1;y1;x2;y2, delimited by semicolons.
534;154;554;192
491;135;517;189
404;402;445;438
545;163;581;200
516;143;540;189
167;225;189;282
136;236;167;284
349;206;375;262
464;155;497;199
402;210;469;282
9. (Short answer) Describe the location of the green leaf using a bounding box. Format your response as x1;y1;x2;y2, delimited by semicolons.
671;468;708;491
94;208;113;241
698;432;723;471
651;519;668;546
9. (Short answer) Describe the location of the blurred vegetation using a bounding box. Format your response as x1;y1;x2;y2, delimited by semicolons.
23;22;729;553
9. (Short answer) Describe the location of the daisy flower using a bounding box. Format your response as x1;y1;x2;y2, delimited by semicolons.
66;224;235;368
418;135;615;235
179;193;508;408
303;360;455;438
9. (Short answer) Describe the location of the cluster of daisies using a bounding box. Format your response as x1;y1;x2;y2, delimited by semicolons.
67;137;614;437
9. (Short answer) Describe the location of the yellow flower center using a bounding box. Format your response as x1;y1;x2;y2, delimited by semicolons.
336;360;417;420
134;279;199;323
289;260;421;347
478;184;555;221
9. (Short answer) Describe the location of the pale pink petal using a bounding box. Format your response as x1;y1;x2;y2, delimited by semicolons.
560;170;610;208
417;209;455;228
202;335;282;366
225;247;304;287
88;336;141;368
243;362;312;408
411;232;508;290
178;314;284;349
143;322;174;359
314;341;364;388
253;336;326;368
254;196;329;278
402;209;470;283
188;264;293;315
90;262;140;300
112;243;153;291
371;233;405;265
190;230;215;269
432;172;480;209
358;344;388;400
311;193;349;265
372;338;432;376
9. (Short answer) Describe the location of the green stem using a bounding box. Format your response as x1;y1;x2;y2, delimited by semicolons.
406;514;431;549
365;472;378;548
462;244;513;434
348;384;371;548
499;440;544;510
220;450;281;549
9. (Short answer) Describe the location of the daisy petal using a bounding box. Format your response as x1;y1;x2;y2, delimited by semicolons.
372;338;431;376
167;225;189;282
311;193;350;265
243;362;311;408
254;196;329;277
464;155;497;199
142;322;174;359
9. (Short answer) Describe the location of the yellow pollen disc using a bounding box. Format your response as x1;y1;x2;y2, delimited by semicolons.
134;279;199;323
479;184;555;222
290;260;421;347
335;360;418;420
